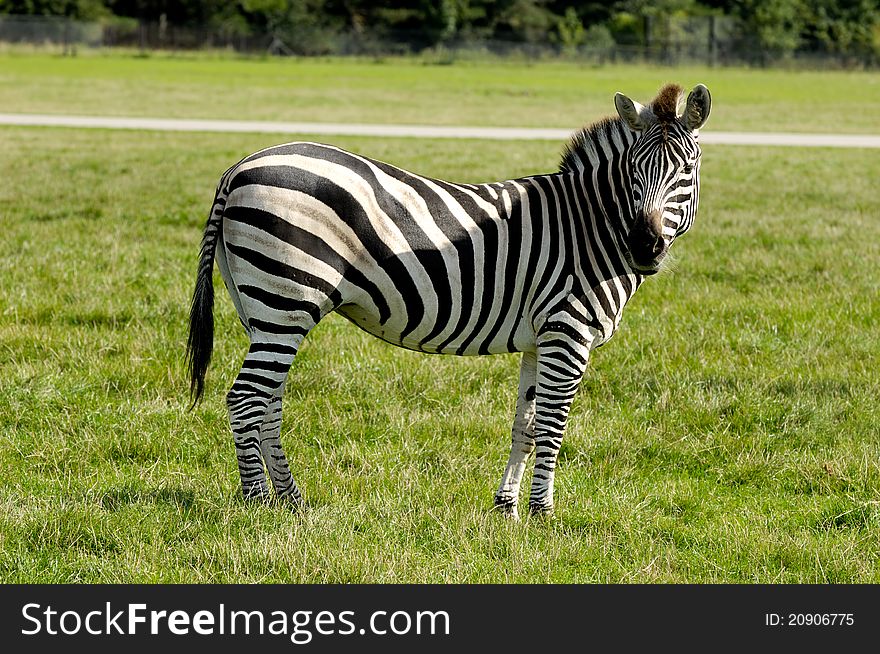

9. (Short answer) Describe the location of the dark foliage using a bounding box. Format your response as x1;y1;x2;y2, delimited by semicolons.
1;0;878;62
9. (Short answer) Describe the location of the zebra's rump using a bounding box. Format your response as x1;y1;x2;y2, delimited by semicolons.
219;141;541;355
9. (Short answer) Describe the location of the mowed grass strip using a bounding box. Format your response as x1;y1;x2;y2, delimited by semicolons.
0;126;878;582
1;53;880;134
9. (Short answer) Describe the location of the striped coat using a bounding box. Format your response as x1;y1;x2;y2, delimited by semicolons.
187;83;712;517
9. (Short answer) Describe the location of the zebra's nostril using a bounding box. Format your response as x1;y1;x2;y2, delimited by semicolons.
652;237;665;256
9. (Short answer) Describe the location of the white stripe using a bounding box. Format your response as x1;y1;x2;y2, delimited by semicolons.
501;188;512;218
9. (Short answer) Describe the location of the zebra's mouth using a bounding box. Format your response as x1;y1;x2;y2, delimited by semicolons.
626;210;669;276
624;250;663;276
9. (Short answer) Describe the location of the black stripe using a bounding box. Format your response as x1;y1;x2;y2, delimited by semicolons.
248;318;310;337
225;205;391;324
241;359;292;374
228;163;423;341
249;342;299;355
239;284;322;325
234;372;284;389
291;144;453;345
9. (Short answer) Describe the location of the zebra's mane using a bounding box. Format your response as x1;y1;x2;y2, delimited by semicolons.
558;117;626;173
559;84;684;173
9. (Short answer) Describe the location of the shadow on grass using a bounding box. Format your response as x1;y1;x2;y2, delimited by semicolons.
97;485;198;512
16;308;133;329
96;484;307;520
813;501;878;532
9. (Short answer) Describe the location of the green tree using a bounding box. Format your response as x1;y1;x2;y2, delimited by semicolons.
0;0;108;19
492;0;558;43
740;0;805;59
801;0;880;59
555;5;584;55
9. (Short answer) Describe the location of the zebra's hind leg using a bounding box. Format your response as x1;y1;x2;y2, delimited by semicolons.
255;342;303;504
258;393;301;503
494;351;537;520
227;339;303;504
226;381;271;500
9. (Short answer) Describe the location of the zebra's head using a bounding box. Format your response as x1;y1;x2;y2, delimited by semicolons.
614;83;712;275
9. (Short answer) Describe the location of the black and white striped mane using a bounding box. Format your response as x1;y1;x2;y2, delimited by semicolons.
558;117;625;172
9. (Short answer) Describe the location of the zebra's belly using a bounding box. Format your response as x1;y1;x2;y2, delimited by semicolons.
334;303;418;350
334;301;529;356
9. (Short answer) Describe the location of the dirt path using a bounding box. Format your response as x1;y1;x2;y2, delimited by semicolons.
3;113;879;148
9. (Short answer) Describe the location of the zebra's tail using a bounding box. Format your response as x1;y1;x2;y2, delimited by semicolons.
186;179;227;406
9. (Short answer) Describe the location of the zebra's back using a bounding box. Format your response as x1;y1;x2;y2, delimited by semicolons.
219;141;549;355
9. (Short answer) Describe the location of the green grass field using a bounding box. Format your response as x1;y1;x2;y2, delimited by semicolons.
2;52;880;133
0;55;878;582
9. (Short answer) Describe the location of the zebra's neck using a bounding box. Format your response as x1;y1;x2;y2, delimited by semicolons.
564;116;640;270
503;119;643;336
558;116;638;234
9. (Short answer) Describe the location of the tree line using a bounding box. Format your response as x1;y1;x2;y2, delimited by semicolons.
2;1;879;63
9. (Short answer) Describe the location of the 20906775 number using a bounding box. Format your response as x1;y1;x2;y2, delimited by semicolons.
765;613;854;626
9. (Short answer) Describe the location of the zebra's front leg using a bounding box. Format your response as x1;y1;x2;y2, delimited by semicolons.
528;329;592;517
494;351;537;520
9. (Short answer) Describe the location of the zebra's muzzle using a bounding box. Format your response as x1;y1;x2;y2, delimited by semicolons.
626;211;668;275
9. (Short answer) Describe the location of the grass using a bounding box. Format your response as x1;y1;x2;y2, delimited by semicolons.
1;52;880;133
0;119;878;583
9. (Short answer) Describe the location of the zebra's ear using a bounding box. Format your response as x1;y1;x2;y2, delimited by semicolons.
614;92;654;132
683;84;711;132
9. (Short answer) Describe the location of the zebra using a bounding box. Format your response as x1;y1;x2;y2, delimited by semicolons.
186;82;711;518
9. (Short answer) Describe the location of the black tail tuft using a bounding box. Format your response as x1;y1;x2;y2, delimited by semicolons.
186;257;215;406
186;185;226;408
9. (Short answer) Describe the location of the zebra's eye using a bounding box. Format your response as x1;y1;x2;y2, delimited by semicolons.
682;163;694;174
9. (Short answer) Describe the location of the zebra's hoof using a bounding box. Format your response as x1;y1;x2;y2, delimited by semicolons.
275;493;306;513
493;496;520;521
241;485;272;502
528;502;554;519
494;505;520;521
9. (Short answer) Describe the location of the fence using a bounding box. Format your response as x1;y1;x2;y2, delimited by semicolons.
0;15;104;53
0;14;874;69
